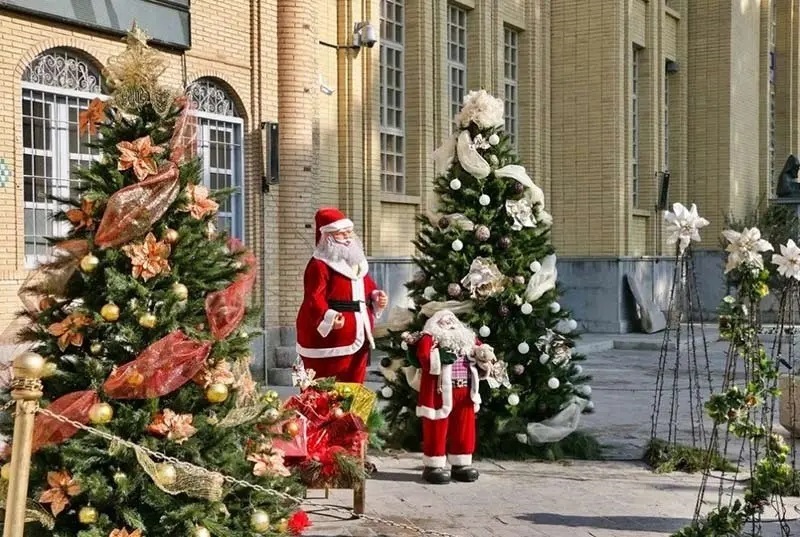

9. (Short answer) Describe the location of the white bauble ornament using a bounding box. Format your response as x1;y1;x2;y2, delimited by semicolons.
380;386;394;398
507;393;520;406
423;286;436;300
550;302;561;313
539;353;549;364
489;154;499;166
193;527;211;537
450;179;462;190
547;377;560;389
488;134;500;146
573;364;583;375
479;325;491;338
478;194;491;206
517;342;530;354
578;385;592;396
529;261;541;272
567;319;578;331
451;239;464;251
586;401;595;411
520;303;533;315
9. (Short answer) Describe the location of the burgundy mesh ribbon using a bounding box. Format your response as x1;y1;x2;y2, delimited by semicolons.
103;330;211;399
169;96;198;166
204;239;257;340
32;390;100;452
94;162;180;248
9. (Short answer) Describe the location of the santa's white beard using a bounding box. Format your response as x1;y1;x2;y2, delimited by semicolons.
429;324;475;355
314;235;366;267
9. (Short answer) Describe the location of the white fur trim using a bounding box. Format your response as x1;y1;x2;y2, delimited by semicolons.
415;365;453;419
422;455;447;468
319;218;354;234
429;348;441;375
469;364;482;408
297;274;376;357
447;454;472;466
317;309;339;338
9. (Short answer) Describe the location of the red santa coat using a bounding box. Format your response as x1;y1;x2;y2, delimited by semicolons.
415;333;483;420
295;255;382;358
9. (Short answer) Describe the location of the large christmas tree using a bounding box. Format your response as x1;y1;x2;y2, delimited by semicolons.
1;28;308;536
378;90;595;458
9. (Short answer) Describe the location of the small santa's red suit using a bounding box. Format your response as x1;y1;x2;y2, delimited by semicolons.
416;333;482;468
295;208;385;383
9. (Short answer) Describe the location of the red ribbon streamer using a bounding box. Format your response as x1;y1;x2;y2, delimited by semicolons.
103;330;211;399
31;390;100;452
204;238;257;340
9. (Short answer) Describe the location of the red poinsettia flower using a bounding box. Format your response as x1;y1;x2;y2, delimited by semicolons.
79;98;106;135
39;470;80;516
65;198;96;231
287;510;312;535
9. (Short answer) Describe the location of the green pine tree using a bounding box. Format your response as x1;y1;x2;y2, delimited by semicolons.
1;28;305;536
377;90;597;459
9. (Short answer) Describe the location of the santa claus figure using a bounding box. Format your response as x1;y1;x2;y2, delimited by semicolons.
295;208;389;383
416;310;494;484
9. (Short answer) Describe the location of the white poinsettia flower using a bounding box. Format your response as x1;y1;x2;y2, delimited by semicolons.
722;227;773;273
773;239;800;280
453;90;505;130
663;202;709;254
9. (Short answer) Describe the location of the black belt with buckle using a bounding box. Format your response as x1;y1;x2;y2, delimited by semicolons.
452;379;469;388
328;300;362;312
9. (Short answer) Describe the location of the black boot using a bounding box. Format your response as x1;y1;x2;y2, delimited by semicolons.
422;466;451;485
451;465;479;482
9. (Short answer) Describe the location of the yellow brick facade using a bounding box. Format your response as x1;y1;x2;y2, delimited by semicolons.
0;0;798;338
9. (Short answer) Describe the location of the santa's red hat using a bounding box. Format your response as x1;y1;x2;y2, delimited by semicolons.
314;207;354;244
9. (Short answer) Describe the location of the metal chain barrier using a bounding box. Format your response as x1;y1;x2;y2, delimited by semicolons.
32;406;462;537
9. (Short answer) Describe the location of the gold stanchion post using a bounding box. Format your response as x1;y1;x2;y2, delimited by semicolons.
2;352;44;537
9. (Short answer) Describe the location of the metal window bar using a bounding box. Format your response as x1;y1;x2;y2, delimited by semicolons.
380;0;406;194
447;4;467;130
504;27;519;147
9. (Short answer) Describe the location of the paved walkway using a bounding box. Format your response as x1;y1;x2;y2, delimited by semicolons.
287;329;800;536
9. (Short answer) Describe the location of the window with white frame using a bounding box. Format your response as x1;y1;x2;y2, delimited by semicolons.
380;0;405;194
447;4;467;129
632;46;641;209
504;27;519;146
21;49;103;268
186;79;245;240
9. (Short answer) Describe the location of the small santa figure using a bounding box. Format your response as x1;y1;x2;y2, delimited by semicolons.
415;310;495;484
295;208;389;383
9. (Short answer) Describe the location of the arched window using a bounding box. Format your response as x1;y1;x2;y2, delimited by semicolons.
21;49;104;267
186;78;244;240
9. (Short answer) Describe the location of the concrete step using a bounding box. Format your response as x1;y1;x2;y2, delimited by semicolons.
275;346;297;368
267;367;293;386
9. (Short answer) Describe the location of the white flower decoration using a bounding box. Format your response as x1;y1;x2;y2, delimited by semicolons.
722;227;773;273
470;134;491;150
773;239;800;280
453;90;505;130
664;203;709;254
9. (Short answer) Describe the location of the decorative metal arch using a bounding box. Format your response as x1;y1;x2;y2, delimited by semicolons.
186;78;239;117
22;49;103;93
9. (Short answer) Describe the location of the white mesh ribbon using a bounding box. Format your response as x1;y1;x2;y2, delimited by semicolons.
456;131;491;179
432;135;457;173
518;397;588;444
402;365;422;391
525;254;558;302
419;299;475;318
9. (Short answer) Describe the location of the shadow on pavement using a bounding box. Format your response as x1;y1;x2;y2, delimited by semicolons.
368;470;423;483
517;513;692;532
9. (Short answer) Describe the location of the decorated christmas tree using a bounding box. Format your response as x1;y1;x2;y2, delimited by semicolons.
377;90;595;458
0;27;309;536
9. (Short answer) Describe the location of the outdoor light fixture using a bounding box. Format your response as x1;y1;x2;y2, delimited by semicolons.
319;21;377;54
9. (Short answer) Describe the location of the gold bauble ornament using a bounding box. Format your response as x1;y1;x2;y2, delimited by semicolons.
41;361;58;378
1;464;11;480
171;283;189;301
138;312;157;328
250;510;270;532
101;303;120;322
205;383;229;404
342;386;353;397
155;463;177;485
113;471;128;484
163;228;179;244
88;402;114;424
38;296;56;311
80;254;100;273
78;506;98;524
90;342;103;355
263;408;280;423
265;390;279;401
192;526;211;537
284;420;301;437
332;407;344;419
275;519;288;533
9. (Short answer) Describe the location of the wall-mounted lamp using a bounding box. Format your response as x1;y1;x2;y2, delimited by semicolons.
261;121;279;192
319;21;378;54
665;60;680;74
